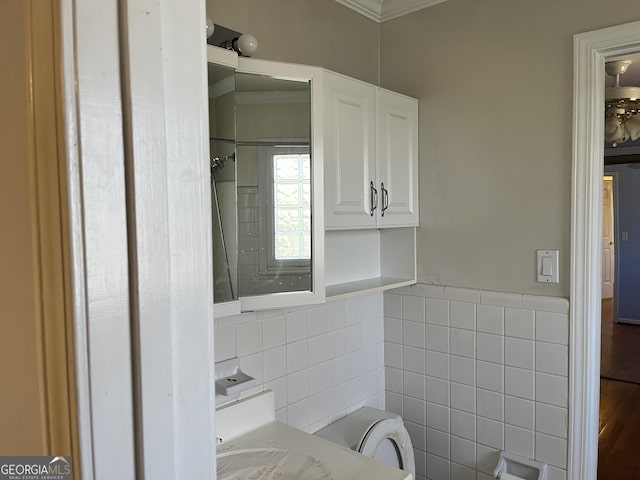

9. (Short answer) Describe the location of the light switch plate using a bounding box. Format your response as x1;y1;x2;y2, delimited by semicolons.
536;250;559;283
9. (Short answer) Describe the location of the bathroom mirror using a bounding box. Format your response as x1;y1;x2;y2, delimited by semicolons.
207;49;325;311
208;62;237;304
235;72;312;297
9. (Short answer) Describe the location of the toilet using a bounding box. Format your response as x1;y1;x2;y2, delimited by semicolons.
315;407;416;477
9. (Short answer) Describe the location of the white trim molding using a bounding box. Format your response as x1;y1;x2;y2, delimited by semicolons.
571;20;640;480
124;0;215;477
334;0;382;22
334;0;448;23
61;0;136;477
62;0;215;477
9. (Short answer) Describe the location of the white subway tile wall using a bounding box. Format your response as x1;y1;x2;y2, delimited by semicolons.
385;285;569;480
214;293;385;433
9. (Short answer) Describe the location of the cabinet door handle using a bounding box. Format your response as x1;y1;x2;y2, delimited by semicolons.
370;181;378;216
381;182;389;217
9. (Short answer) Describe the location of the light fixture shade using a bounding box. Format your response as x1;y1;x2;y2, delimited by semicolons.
236;34;258;56
606;86;640;103
604;121;626;143
206;17;215;39
605;60;640;146
605;114;622;136
626;114;640;141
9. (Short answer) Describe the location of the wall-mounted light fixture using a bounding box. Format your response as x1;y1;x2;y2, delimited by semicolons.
206;17;215;39
205;19;258;57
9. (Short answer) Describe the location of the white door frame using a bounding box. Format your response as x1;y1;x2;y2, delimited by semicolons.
570;19;640;480
59;1;136;476
60;0;215;478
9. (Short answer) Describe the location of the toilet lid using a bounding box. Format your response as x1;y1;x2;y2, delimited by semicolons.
357;418;415;476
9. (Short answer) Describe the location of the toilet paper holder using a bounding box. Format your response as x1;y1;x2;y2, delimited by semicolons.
493;451;547;480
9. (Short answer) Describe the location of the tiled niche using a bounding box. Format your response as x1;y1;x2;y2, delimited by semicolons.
384;284;569;480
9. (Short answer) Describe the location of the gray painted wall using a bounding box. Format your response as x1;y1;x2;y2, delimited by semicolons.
208;0;640;297
380;0;640;297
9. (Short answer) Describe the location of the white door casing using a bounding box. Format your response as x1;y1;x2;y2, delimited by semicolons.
602;176;615;300
61;0;215;478
571;19;640;480
59;0;136;477
122;1;215;478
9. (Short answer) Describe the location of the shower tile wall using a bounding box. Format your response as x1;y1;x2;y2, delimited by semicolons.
214;292;385;433
384;285;569;480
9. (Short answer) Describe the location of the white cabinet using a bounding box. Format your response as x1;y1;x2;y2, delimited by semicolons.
323;71;418;299
206;52;418;306
324;72;418;230
323;72;377;229
376;88;419;228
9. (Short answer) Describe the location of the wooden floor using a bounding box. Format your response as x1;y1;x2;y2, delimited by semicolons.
598;379;640;479
601;298;640;384
598;298;640;479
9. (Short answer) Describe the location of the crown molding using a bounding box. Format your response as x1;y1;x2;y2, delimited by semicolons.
381;0;448;21
335;0;448;22
334;0;383;22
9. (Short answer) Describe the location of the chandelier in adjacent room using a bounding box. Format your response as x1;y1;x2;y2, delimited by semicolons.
605;60;640;147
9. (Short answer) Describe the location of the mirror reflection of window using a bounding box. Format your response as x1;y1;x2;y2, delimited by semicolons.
255;144;311;286
234;72;312;298
273;150;311;261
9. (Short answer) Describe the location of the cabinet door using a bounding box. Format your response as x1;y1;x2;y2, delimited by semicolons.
324;72;377;229
376;89;419;228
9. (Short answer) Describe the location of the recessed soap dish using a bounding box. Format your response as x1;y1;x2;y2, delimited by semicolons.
216;369;254;396
215;358;256;402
